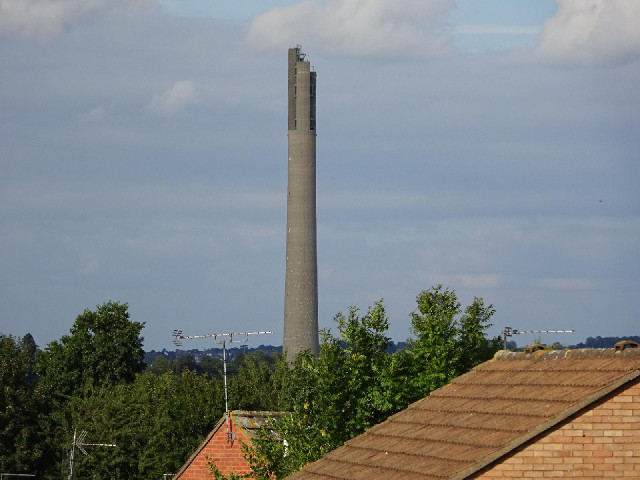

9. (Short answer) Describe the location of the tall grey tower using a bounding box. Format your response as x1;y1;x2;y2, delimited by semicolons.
283;46;319;358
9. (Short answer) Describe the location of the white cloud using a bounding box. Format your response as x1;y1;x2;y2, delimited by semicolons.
0;180;283;222
532;277;598;290
534;0;640;65
427;273;505;289
147;80;198;117
77;105;107;123
0;0;153;40
455;25;541;36
80;253;102;275
231;223;281;252
246;0;453;58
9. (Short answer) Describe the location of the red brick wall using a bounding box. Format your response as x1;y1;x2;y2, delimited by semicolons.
176;425;253;479
476;380;640;479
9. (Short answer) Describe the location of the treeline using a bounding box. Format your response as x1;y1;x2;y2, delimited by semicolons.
143;340;411;378
2;302;224;479
2;286;501;479
571;336;640;349
144;345;283;364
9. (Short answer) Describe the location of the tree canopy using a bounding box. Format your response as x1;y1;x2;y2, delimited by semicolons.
410;285;499;395
35;301;146;397
243;289;501;479
0;334;48;474
2;287;504;479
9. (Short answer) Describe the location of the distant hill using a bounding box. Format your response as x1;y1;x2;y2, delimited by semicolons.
144;344;282;365
570;336;640;349
145;341;411;364
144;337;638;364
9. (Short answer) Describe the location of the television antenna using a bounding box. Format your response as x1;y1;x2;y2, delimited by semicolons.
68;429;116;480
501;327;574;350
172;329;272;442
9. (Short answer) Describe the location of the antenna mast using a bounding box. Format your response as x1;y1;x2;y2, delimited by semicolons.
172;329;272;442
501;327;574;350
68;429;116;480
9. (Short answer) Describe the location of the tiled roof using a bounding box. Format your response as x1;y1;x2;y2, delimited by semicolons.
286;348;640;480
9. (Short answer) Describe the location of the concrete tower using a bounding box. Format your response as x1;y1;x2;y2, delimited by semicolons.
283;46;319;357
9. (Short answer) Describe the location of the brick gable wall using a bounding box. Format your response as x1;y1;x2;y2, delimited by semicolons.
475;380;640;479
176;426;253;479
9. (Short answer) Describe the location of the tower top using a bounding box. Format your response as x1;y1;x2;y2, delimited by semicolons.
288;46;317;132
290;45;307;62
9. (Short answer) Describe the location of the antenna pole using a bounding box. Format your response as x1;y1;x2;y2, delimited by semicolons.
222;339;230;440
68;429;76;480
172;329;273;442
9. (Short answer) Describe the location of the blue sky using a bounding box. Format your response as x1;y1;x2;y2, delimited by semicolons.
1;0;639;351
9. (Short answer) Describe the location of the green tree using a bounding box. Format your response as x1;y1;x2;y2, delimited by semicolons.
205;288;501;480
36;301;145;397
409;285;462;394
377;346;416;413
148;354;173;375
333;301;394;434
0;334;48;474
229;352;291;412
458;296;498;372
68;370;224;479
246;301;398;479
172;354;201;375
199;355;224;379
409;285;498;397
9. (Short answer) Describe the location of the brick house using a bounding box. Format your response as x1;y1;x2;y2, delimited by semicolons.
286;347;640;479
173;410;284;479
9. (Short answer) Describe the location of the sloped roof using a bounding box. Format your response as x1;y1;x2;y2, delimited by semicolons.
286;348;640;480
230;410;287;439
174;410;285;478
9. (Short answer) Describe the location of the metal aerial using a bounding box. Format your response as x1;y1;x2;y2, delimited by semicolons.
172;329;273;442
68;429;116;480
501;327;575;350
